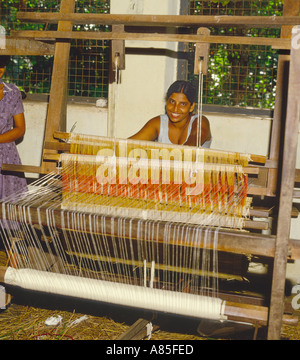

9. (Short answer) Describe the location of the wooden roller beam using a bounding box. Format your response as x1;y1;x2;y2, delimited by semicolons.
43;139;259;174
0;265;297;327
52;131;267;164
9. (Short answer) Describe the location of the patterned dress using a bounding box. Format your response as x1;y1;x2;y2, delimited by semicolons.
0;82;27;199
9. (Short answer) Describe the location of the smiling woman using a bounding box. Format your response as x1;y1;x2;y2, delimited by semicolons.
129;80;212;148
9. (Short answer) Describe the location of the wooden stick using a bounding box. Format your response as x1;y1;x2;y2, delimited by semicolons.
11;30;291;49
0;37;55;56
63;250;245;282
16;12;300;28
117;318;159;340
1;164;46;174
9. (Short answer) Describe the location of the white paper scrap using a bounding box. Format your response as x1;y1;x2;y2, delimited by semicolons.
45;315;63;326
69;315;89;327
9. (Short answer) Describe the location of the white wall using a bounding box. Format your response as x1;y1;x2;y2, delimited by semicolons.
208;112;271;156
17;100;107;169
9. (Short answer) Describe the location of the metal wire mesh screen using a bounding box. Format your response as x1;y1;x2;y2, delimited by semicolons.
1;1;287;107
0;0;110;98
189;1;283;108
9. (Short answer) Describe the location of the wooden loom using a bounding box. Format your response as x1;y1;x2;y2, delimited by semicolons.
0;1;300;340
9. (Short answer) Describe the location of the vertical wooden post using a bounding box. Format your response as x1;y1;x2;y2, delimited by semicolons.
267;26;300;340
193;27;210;75
111;25;125;72
267;0;300;197
41;0;75;173
107;25;125;138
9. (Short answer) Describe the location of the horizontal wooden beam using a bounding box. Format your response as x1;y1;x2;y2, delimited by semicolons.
16;12;300;28
1;164;47;174
224;301;297;327
51;132;267;164
11;30;291;49
0;37;55;55
0;201;289;258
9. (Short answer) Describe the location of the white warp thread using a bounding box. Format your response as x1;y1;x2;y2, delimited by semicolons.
4;267;227;321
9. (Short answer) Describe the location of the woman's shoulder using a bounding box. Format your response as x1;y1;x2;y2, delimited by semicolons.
146;115;162;128
5;82;18;90
191;113;209;123
149;115;162;122
129;115;161;141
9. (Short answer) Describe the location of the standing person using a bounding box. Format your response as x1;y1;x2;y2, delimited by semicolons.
129;80;212;147
0;55;27;199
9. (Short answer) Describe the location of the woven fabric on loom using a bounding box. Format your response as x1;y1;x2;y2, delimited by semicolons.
60;134;252;229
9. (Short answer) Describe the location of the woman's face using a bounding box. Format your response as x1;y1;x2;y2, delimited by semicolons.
166;92;195;124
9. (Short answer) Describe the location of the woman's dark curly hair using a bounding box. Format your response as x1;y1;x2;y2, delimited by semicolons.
166;80;196;104
0;55;10;68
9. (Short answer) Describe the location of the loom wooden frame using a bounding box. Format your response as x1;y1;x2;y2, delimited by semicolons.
0;0;300;340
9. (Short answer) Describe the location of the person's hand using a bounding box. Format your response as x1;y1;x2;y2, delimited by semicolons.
0;84;4;101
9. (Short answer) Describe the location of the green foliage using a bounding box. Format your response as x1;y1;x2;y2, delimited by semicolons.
189;1;283;109
189;41;279;108
1;0;110;97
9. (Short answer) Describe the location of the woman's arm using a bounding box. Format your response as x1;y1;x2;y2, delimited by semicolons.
129;116;160;141
184;115;211;146
0;112;25;143
0;84;4;101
